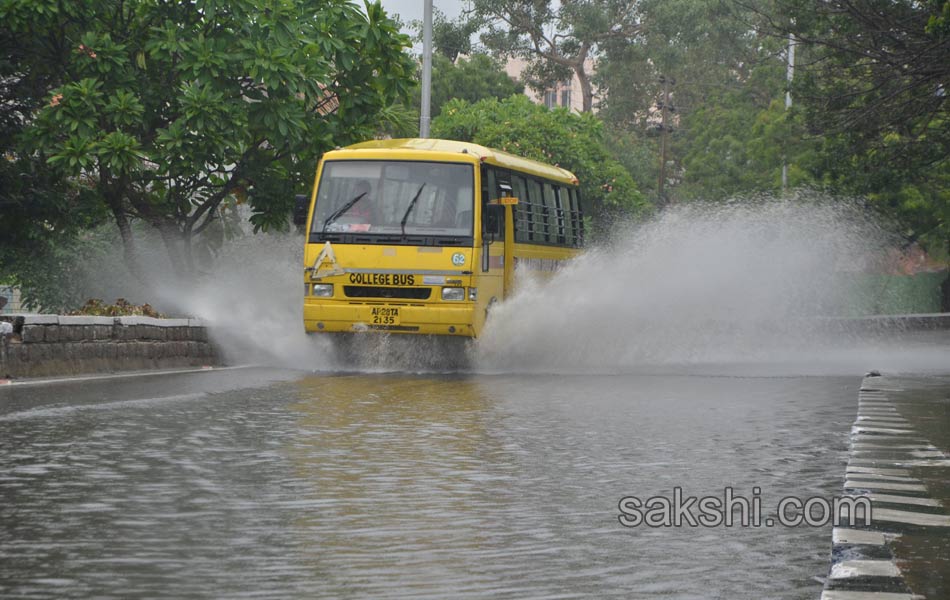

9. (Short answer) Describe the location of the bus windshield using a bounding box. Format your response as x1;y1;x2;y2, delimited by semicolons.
312;160;474;240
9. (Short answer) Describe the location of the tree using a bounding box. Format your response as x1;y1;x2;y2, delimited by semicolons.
761;0;950;258
1;6;111;309
596;0;768;128
430;53;523;118
3;0;415;282
766;0;950;164
411;7;481;62
381;52;524;138
471;0;643;112
432;95;651;223
592;0;798;203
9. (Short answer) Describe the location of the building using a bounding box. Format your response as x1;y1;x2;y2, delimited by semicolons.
502;56;597;113
0;286;23;314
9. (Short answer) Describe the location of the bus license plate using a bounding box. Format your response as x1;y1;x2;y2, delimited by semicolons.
371;307;400;325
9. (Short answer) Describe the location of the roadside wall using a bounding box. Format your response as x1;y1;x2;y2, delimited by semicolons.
0;315;216;379
841;271;947;315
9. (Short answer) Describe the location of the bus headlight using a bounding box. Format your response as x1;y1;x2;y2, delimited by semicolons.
441;287;465;301
468;287;477;301
312;284;334;297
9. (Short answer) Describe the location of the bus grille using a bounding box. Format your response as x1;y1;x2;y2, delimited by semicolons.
368;325;421;332
343;286;431;300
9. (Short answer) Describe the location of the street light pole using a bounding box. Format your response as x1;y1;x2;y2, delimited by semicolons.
419;0;433;138
782;32;796;192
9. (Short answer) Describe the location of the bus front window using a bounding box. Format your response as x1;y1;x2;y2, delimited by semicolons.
312;160;474;240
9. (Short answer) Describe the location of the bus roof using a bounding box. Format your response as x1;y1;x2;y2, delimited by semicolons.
342;138;578;185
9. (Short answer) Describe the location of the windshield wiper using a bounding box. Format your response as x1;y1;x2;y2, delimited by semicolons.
322;192;368;232
399;184;426;237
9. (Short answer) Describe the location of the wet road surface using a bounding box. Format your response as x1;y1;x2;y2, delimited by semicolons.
0;367;868;599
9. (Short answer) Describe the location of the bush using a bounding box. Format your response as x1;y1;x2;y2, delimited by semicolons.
432;95;652;226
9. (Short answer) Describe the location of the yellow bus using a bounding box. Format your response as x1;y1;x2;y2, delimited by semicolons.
294;138;585;338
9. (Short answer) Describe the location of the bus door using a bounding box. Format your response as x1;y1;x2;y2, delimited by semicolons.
481;199;516;297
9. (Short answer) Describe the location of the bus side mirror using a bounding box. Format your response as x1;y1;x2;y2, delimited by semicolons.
484;204;504;236
292;194;309;226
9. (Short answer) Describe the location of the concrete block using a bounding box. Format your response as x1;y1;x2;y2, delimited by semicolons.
118;316;164;327
22;315;59;325
32;343;50;361
58;315;115;326
161;318;190;327
44;325;60;343
53;344;66;361
21;325;45;343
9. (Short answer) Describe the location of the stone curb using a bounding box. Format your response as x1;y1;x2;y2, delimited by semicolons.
821;373;948;600
2;314;205;328
0;314;215;378
811;313;950;333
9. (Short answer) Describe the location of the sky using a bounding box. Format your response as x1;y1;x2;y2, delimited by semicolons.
378;0;466;29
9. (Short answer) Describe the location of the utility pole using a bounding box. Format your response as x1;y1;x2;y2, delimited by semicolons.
657;75;674;205
419;0;433;138
781;33;796;192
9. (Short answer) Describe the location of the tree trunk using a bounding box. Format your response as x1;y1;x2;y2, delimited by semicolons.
112;208;142;278
157;220;188;280
575;63;594;113
104;190;148;286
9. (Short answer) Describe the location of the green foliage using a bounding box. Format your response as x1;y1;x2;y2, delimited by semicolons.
0;221;115;312
593;0;812;204
597;0;760;128
430;53;523;118
3;0;415;279
411;7;481;61
677;93;817;200
387;52;524;138
0;152;110;311
777;0;950;255
603;127;659;199
432;95;650;221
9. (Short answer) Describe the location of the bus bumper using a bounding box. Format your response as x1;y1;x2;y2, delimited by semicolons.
303;302;477;337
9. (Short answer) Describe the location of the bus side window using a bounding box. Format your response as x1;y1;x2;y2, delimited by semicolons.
526;178;544;242
511;175;529;243
483;167;505;240
484;204;505;239
494;168;511;198
543;183;559;243
569;187;582;247
550;185;566;245
481;166;492;206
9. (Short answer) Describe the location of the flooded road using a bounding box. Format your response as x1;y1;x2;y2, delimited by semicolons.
0;367;866;599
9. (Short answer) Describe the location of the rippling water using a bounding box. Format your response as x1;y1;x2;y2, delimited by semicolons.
0;369;858;599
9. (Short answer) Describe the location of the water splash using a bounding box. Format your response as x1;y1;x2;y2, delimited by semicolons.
80;196;949;375
157;233;337;371
474;197;950;375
